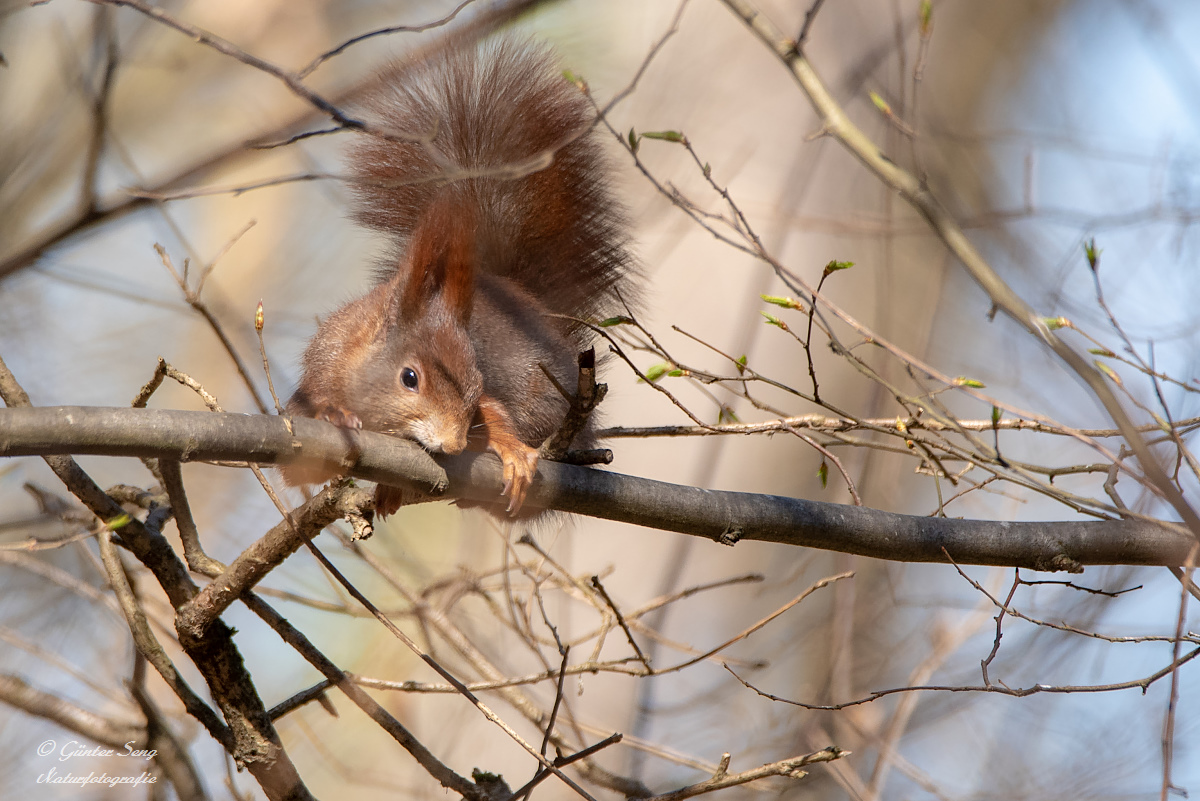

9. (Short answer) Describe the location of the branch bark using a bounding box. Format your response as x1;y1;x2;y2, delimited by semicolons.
0;406;1193;570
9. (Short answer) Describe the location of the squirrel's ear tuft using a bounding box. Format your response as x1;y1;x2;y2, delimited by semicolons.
403;191;476;321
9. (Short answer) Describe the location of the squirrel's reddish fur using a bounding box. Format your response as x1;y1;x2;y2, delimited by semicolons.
284;37;636;516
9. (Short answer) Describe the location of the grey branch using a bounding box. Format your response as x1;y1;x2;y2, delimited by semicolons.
0;406;1194;570
0;672;144;748
631;746;847;801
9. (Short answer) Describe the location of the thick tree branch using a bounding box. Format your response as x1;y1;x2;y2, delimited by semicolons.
0;406;1193;569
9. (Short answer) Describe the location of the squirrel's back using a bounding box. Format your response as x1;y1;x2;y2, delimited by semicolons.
350;37;635;328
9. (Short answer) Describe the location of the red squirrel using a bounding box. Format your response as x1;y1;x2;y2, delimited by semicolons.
284;37;635;517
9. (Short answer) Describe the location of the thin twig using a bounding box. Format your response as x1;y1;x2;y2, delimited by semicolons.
298;0;478;78
301;539;606;801
591;575;652;672
796;0;828;48
632;746;847;801
716;0;1200;544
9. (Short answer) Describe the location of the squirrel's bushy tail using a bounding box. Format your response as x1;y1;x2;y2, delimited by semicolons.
350;37;636;328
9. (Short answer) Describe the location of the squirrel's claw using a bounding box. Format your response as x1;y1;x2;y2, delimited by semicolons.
496;442;538;515
318;406;362;430
476;395;539;515
375;484;403;518
375;483;438;518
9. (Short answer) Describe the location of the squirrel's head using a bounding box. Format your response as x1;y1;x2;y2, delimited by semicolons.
355;194;483;455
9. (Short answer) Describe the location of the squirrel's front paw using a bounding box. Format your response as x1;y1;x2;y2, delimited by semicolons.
318;405;362;430
496;442;539;515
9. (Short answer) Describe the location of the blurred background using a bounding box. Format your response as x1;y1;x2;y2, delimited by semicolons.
1;0;1198;798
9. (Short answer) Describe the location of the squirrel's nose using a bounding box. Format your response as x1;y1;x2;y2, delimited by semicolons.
435;428;468;455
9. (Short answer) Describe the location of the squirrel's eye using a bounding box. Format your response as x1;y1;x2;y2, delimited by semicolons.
400;367;419;391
